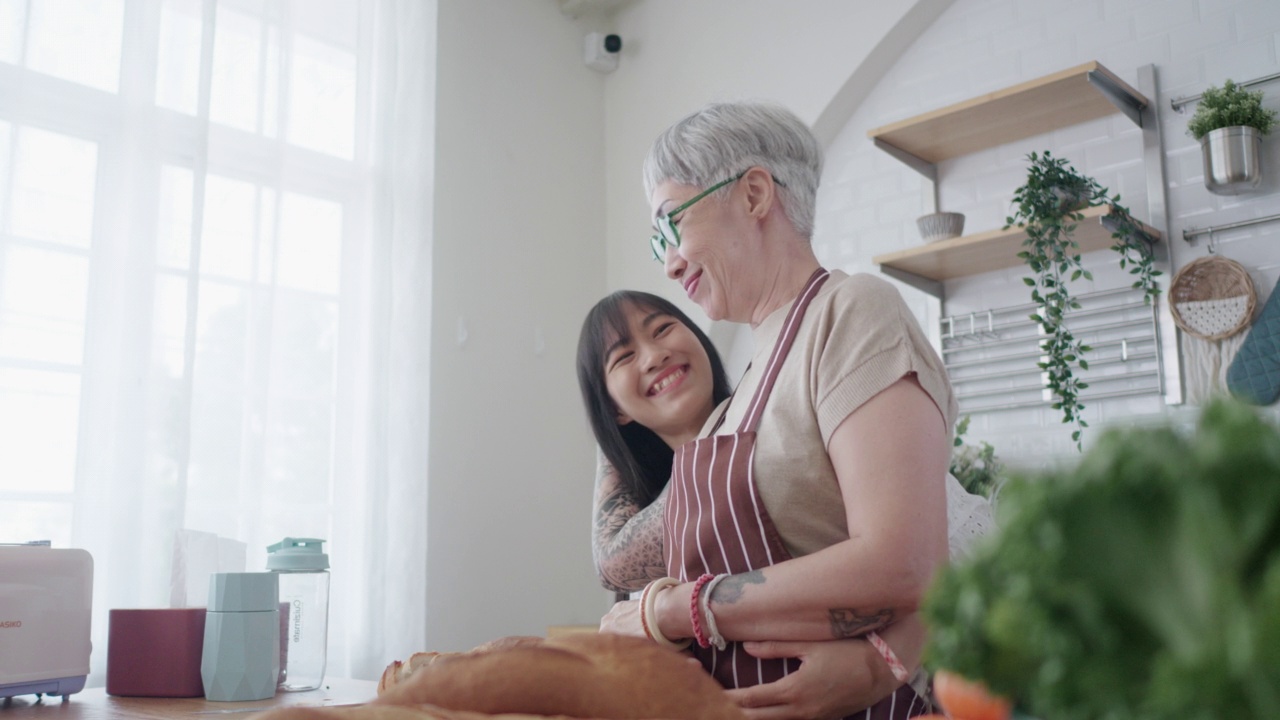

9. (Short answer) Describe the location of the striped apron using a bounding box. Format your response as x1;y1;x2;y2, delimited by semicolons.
663;268;929;720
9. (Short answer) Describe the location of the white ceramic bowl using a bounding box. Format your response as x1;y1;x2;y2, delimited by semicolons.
916;212;965;243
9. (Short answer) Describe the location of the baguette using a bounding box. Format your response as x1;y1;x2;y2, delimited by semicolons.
375;633;744;720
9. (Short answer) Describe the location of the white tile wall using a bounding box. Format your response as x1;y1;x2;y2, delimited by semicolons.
814;0;1280;469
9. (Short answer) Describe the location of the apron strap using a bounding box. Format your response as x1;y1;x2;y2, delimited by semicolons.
737;268;829;434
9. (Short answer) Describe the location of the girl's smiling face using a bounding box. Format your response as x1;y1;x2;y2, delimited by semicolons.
603;301;717;449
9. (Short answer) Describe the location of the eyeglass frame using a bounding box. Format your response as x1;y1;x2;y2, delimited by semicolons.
648;170;786;262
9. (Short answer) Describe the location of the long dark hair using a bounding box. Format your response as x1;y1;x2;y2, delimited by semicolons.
576;291;732;508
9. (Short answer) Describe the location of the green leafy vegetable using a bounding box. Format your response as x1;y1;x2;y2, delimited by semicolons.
923;398;1280;720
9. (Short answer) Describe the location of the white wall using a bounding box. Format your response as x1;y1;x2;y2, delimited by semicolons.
816;0;1280;467
425;0;614;651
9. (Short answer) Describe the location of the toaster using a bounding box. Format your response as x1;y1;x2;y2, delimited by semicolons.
0;544;93;700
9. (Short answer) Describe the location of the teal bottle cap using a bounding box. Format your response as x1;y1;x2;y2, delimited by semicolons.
266;537;329;571
208;572;279;612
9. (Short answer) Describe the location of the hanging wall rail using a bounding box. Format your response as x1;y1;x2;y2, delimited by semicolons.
1170;71;1280;111
943;287;1164;415
1182;212;1280;242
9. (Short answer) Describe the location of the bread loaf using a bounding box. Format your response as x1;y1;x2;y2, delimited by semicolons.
251;705;567;720
377;652;442;695
375;633;744;720
376;636;546;696
256;634;744;720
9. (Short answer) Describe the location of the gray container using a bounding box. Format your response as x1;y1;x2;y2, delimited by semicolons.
201;573;280;702
1202;126;1263;195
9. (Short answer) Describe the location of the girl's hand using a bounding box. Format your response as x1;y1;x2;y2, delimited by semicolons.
598;599;647;639
725;639;901;720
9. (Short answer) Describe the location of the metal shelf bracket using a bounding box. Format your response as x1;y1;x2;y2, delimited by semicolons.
1087;68;1146;127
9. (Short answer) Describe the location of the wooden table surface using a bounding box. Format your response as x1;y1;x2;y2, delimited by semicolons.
0;678;377;719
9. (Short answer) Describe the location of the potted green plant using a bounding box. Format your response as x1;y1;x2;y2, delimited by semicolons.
1005;151;1160;450
950;416;1003;499
1186;79;1277;195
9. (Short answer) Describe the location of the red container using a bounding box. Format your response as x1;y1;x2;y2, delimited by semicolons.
106;608;207;697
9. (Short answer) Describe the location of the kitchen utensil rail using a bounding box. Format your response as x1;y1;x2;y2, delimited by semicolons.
950;353;1158;389
945;337;1155;370
943;317;1154;354
943;286;1163;415
959;384;1162;414
1182;212;1280;242
942;295;1153;340
1170;71;1280;111
944;286;1140;318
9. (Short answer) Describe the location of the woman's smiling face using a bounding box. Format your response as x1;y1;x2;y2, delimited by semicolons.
603;301;717;449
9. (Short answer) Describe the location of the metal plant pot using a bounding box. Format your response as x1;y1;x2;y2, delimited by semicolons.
1050;185;1090;213
1201;126;1263;195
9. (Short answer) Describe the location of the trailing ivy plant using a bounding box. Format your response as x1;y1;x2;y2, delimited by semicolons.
1005;151;1160;450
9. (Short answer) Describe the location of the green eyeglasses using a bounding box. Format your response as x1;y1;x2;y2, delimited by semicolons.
649;172;746;262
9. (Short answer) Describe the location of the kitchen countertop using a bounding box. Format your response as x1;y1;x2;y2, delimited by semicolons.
0;678;377;719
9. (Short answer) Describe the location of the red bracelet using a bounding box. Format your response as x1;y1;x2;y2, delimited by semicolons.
868;631;911;683
689;573;715;649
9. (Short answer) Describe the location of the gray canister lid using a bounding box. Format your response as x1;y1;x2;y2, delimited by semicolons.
208;572;279;612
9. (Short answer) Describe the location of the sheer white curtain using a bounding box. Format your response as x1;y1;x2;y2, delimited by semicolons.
0;0;433;683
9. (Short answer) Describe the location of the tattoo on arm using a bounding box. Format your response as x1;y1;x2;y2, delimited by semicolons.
708;570;765;605
828;608;895;639
592;458;666;593
697;570;896;638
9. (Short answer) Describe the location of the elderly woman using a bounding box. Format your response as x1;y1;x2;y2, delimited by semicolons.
597;102;959;720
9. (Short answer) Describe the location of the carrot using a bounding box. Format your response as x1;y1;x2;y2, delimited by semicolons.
932;670;1012;720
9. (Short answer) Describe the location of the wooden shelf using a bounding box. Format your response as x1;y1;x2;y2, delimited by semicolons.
867;62;1148;165
873;205;1161;283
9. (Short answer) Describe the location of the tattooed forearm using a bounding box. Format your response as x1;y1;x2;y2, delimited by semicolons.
594;500;666;593
708;569;766;605
592;458;666;593
828;608;895;639
595;484;640;544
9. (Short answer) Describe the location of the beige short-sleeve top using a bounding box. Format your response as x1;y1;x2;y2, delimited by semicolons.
699;271;959;558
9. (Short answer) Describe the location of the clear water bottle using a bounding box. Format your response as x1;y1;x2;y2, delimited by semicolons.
266;538;329;691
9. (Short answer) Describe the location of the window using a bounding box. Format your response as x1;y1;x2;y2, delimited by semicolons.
0;0;426;683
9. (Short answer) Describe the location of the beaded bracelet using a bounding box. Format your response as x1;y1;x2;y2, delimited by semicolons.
867;631;910;683
689;574;716;648
640;577;690;651
699;573;729;651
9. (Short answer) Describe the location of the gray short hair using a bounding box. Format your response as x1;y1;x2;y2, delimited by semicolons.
643;101;822;238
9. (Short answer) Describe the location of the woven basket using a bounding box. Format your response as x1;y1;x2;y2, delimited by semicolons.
1168;255;1257;340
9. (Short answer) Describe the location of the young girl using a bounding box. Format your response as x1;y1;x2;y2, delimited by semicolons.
576;290;993;719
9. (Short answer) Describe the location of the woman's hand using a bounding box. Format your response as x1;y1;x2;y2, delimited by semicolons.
598;599;648;639
725;639;900;720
